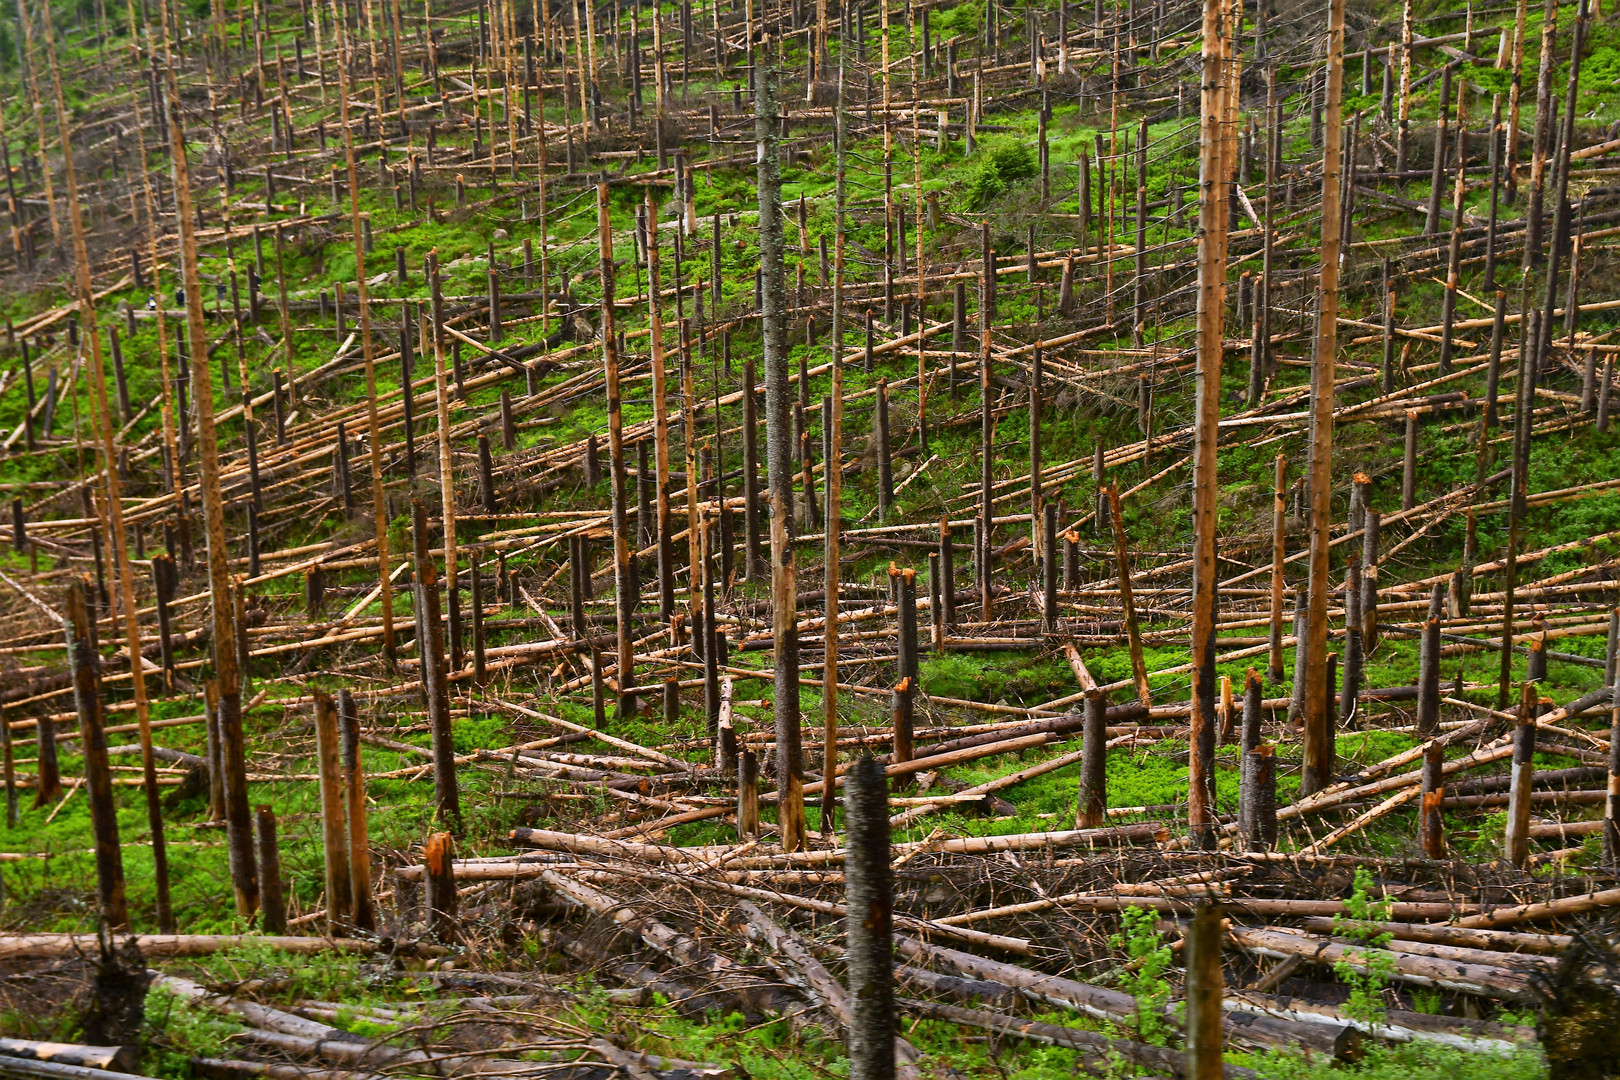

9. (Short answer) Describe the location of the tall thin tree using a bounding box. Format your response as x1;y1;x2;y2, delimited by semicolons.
756;60;805;851
1188;0;1230;850
599;183;635;714
43;0;171;930
1301;0;1348;795
822;62;846;836
155;0;257;913
335;8;396;661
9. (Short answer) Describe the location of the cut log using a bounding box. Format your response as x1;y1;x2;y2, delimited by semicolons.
1223;926;1535;999
0;935;379;961
1455;886;1620;930
0;1040;136;1072
1294;918;1569;955
1224;991;1537;1053
0;1058;153;1080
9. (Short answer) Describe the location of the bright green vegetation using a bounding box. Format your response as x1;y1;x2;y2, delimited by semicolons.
1333;868;1400;1027
1110;906;1177;1045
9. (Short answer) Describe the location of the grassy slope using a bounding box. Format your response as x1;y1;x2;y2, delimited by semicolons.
3;0;1618;1075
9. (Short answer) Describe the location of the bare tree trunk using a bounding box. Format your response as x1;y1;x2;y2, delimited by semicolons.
1420;743;1445;858
335;21;395;662
156;0;256;914
1499;311;1538;708
1302;0;1346;796
1605;667;1620;865
1075;689;1107;829
312;691;353;934
429;259;459;613
1185;903;1224;1080
413;501;460;831
65;581;126;930
756;60;804;852
1188;0;1229;850
599;184;635;717
821;80;846;837
1267;455;1286;684
1107;484;1150;705
646;194;677;625
1504;683;1537;868
256;807;286;934
845;758;895;1080
1417;584;1444;735
339;690;374;931
43;0;170;929
424;831;458;942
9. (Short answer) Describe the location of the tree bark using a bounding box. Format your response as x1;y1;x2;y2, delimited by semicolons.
1302;0;1347;796
845;758;895;1080
64;581;125;929
155;0;256;913
756;61;804;852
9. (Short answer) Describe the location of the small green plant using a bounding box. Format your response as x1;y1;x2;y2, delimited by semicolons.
965;138;1037;208
1409;987;1444;1015
1468;811;1511;859
1332;867;1398;1026
1109;905;1174;1046
144;985;247;1079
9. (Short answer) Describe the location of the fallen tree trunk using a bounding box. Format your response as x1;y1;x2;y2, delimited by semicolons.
1223;927;1536;999
234;1025;657;1080
1293;919;1570;955
537;870;801;1017
0;1058;153;1080
0;1041;136;1072
899;997;1264;1078
910;702;1149;758
1012;895;1479;920
896;935;1361;1058
1224;991;1537;1053
1527;819;1604;840
1277;932;1555;971
573;865;1031;953
734;902;939;1080
165;975;708;1080
895;965;1019;1007
551;927;732;1019
0;935;379;960
1455;886;1620;930
509;823;1167;868
193;1058;389;1080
